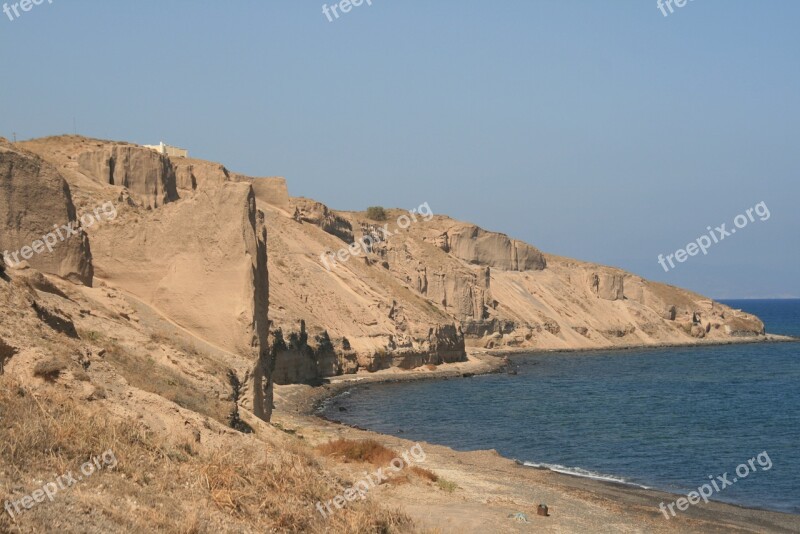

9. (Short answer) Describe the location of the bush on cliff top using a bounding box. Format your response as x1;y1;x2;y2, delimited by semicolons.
366;206;388;221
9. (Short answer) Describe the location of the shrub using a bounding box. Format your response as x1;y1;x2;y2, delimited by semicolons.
410;466;438;482
365;206;387;221
437;478;459;493
317;439;397;466
33;357;68;381
82;330;104;342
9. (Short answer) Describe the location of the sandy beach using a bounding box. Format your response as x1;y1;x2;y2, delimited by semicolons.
273;349;800;534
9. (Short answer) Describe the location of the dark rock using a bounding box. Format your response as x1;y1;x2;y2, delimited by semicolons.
537;504;549;517
32;301;78;338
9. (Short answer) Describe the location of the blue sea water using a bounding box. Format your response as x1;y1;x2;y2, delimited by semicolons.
322;300;800;514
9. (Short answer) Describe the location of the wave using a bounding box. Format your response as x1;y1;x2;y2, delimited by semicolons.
521;461;651;489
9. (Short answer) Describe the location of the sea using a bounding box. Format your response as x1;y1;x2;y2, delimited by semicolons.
321;299;800;514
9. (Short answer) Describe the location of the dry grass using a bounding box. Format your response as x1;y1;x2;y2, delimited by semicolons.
102;337;230;425
409;466;438;483
80;330;104;343
317;439;398;466
385;474;411;486
32;357;68;381
197;443;409;533
436;478;459;493
387;466;438;486
0;377;411;533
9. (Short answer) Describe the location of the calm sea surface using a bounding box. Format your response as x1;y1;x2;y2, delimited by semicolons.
322;300;800;514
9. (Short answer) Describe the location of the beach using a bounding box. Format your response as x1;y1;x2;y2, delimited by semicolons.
273;349;800;533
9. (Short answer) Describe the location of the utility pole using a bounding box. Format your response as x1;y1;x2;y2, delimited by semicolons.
73;117;76;135
12;132;16;143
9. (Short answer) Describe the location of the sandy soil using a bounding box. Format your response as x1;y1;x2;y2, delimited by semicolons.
273;350;800;534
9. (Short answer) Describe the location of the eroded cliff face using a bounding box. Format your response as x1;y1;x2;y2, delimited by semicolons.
88;183;272;419
263;199;766;365
19;136;273;422
15;135;768;391
444;225;546;271
292;198;354;243
0;142;93;285
78;145;179;209
171;158;235;193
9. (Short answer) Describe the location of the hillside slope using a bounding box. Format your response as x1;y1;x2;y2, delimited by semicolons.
17;135;766;389
0;134;776;532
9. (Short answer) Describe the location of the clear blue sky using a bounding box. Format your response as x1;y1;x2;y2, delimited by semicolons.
2;1;798;298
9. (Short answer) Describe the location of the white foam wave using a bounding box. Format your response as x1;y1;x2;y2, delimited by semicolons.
522;461;651;489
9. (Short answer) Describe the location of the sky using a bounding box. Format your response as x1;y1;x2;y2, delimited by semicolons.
1;1;798;298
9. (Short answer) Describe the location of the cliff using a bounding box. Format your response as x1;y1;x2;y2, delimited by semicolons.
258;199;764;374
0;141;93;285
13;135;767;392
15;136;273;421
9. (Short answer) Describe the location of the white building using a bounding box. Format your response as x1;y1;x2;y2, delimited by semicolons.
144;141;188;158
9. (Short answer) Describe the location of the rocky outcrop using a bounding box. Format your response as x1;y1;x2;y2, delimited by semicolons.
271;323;318;385
0;143;93;285
292;198;353;243
171;159;230;192
724;313;766;337
251;177;290;209
78;145;179;208
421;267;491;321
32;300;79;338
589;271;625;301
444;225;546;271
270;320;465;382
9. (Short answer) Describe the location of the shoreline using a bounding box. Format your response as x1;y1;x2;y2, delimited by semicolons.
302;333;797;416
273;338;800;533
474;332;798;358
